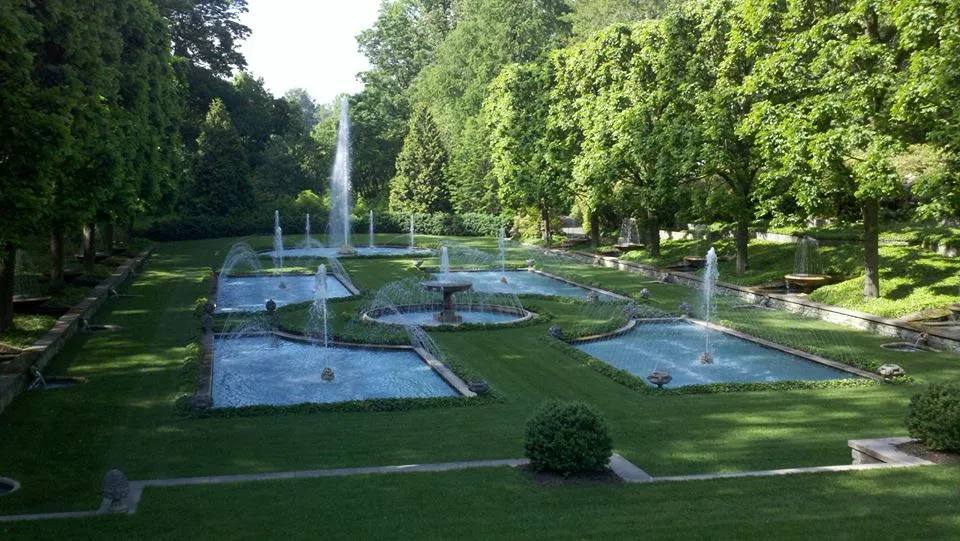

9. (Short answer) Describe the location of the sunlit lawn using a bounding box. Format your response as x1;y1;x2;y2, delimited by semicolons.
1;235;957;539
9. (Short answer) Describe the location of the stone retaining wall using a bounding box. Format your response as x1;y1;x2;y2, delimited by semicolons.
0;248;153;416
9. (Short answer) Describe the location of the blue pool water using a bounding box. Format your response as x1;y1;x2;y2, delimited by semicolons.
374;309;523;326
216;275;351;313
435;271;618;301
213;336;458;407
267;246;433;258
574;321;855;387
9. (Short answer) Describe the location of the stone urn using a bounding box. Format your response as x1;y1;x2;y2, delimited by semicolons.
640;288;651;300
548;325;564;339
321;367;335;381
877;364;905;379
467;380;489;394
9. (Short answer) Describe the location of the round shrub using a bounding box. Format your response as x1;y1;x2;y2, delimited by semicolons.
905;382;960;452
524;400;613;475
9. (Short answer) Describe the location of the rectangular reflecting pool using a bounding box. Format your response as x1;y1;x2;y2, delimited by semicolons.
213;336;458;407
216;275;351;313
573;321;856;387
435;270;618;301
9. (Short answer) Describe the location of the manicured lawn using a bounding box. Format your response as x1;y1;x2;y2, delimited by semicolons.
1;235;957;539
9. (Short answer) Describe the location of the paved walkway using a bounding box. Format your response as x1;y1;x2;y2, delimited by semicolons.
0;452;935;523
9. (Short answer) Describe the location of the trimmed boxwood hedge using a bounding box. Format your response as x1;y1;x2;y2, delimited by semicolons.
906;382;960;452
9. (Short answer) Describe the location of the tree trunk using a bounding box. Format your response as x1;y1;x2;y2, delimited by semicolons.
82;222;96;275
646;211;660;258
50;221;65;293
590;212;600;248
862;197;880;298
0;242;16;332
104;221;115;256
125;216;135;244
541;204;552;246
735;218;749;275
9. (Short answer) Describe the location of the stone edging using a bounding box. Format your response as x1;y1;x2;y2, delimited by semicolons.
0;443;939;522
848;437;934;466
0;247;153;416
558;249;960;353
191;330;476;408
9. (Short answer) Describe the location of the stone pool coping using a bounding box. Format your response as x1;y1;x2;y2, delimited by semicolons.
567;317;881;382
552;248;960;352
191;330;475;409
0;247;153;416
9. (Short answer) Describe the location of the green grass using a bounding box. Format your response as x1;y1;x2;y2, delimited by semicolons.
0;234;958;539
3;465;960;540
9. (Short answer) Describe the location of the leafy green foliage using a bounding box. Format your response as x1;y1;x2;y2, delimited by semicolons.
524;399;613;474
189;99;253;216
906;382;960;452
564;0;676;40
389;105;452;213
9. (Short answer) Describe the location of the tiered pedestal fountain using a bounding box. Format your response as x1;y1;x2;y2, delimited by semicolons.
422;281;473;324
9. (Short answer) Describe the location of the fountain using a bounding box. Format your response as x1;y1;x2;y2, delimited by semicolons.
369;210;375;249
615;218;644;252
309;264;335;379
13;249;49;312
423;247;473;323
329;96;356;255
498;227;508;282
699;247;719;364
785;236;831;293
303;213;322;249
408;214;415;250
272;211;286;289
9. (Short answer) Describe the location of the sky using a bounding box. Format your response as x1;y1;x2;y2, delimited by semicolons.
238;0;383;105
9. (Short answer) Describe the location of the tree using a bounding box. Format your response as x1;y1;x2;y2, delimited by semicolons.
353;0;460;203
154;0;250;76
284;88;319;133
189;98;252;215
564;0;676;40
389;105;451;213
414;0;571;200
746;0;908;297
0;1;66;331
484;61;571;245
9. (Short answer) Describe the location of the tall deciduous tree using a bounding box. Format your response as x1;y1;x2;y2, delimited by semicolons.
189;98;252;215
485;62;571;245
0;1;66;330
389;105;451;213
746;0;906;297
154;0;250;76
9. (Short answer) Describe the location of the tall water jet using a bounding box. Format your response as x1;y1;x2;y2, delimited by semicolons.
616;217;643;252
440;246;450;279
408;215;415;250
498;227;507;276
272;214;285;289
310;264;334;380
328;96;356;255
699;247;718;363
368;210;375;248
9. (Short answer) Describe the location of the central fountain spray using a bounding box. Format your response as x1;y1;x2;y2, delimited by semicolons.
310;264;334;380
368;210;375;249
498;227;508;283
699;247;719;364
328;96;356;255
422;246;472;324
